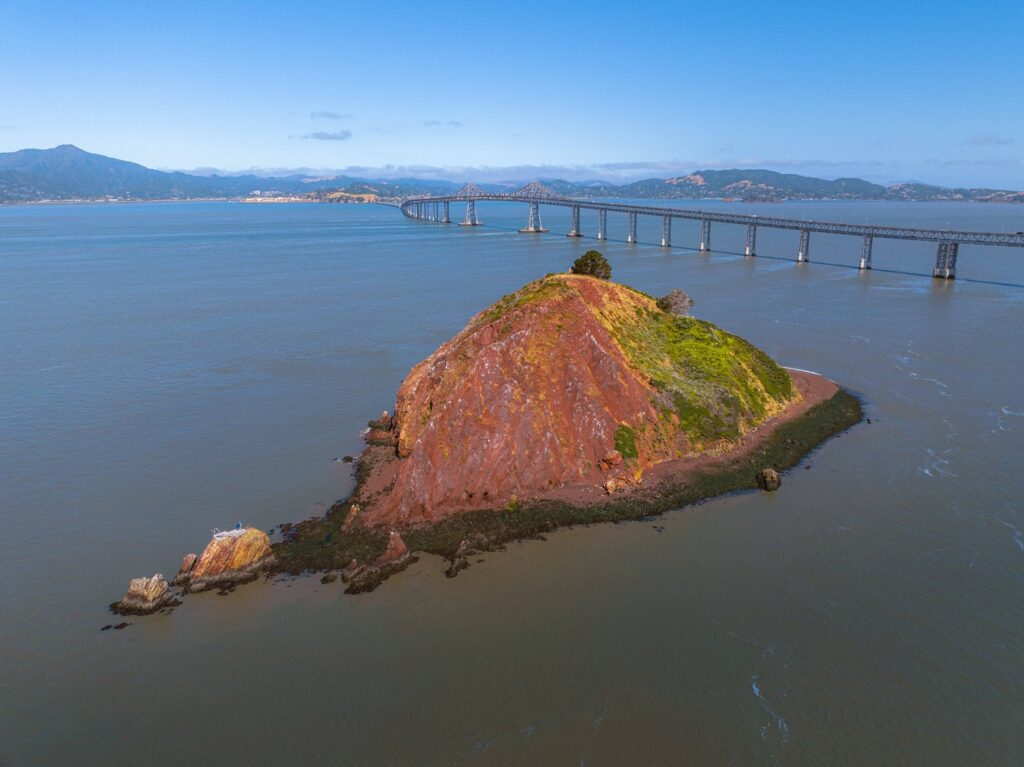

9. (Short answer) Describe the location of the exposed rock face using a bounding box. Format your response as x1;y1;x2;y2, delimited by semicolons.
182;528;275;592
360;274;797;527
757;468;782;491
599;449;623;471
113;574;176;615
365;428;392;446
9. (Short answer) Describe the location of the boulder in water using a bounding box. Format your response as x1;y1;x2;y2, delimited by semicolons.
181;527;275;592
757;468;782;491
113;574;176;615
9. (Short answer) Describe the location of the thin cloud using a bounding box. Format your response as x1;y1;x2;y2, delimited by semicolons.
962;133;1015;147
298;130;353;141
423;119;464;128
310;111;353;120
0;124;15;130
940;157;1022;167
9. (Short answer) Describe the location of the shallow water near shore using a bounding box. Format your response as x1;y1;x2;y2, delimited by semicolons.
2;199;1023;765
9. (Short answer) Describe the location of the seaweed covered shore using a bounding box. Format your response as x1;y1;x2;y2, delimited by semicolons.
271;386;862;592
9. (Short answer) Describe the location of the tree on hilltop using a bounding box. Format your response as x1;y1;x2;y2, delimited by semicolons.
570;250;612;280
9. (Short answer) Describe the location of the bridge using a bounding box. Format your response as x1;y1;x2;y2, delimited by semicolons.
398;182;1024;279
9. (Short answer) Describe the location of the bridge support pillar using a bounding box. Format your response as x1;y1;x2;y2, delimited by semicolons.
459;200;480;226
745;224;757;256
933;241;958;279
699;219;711;252
797;229;810;262
661;215;672;248
859;235;873;270
442;201;451;223
597;210;607;240
627;212;638;243
520;201;548;233
567;205;583;237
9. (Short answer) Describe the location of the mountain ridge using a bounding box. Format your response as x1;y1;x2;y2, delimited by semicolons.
1;145;1021;203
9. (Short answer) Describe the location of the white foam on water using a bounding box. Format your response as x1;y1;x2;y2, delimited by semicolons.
751;675;791;742
919;447;957;478
1000;521;1024;552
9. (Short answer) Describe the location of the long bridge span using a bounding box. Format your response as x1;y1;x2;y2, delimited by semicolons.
398;183;1024;279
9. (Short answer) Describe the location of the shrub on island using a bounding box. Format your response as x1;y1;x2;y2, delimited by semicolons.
570;250;612;280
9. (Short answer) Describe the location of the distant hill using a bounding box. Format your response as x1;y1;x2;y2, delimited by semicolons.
0;145;359;201
551;170;1023;203
1;145;1021;203
0;145;240;200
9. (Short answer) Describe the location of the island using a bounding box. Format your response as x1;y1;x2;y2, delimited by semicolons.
112;252;861;611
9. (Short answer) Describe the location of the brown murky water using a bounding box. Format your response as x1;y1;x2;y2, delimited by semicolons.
2;200;1022;765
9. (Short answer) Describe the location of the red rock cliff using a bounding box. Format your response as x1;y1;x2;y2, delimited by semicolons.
359;274;796;527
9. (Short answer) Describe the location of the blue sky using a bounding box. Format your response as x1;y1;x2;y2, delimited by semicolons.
1;0;1021;186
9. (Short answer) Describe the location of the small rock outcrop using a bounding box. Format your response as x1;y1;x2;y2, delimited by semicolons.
173;553;197;586
377;530;411;566
179;527;275;592
599;450;623;471
604;472;639;495
341;531;415;593
113;574;177;615
757;468;782;491
656;289;694;316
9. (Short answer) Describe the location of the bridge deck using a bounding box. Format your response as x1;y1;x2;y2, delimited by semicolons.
400;194;1024;248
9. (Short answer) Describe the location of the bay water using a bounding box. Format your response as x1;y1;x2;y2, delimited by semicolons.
1;199;1022;765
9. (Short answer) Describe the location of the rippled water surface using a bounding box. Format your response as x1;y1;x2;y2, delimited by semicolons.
2;200;1023;765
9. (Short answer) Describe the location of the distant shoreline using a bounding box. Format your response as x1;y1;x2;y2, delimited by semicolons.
3;196;1023;207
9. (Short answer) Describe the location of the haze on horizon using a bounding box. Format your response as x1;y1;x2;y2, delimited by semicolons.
1;0;1022;188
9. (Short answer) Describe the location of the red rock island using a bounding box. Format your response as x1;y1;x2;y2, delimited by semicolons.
350;273;822;528
114;270;861;607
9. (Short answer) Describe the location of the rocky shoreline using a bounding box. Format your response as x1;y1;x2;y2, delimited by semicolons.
111;526;276;616
110;380;861;611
